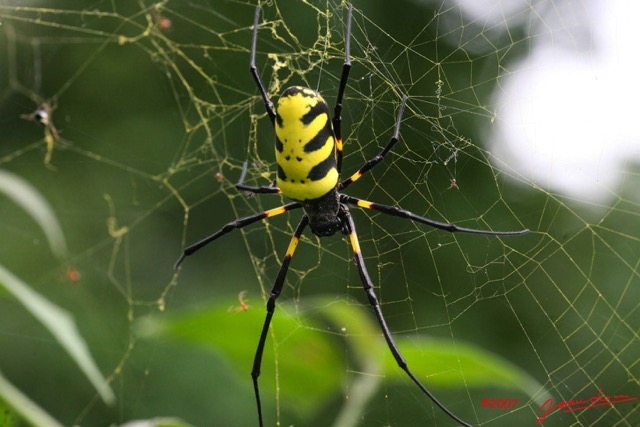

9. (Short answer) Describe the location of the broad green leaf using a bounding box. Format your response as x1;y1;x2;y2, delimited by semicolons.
319;298;548;424
384;337;547;403
0;169;114;405
309;298;385;427
138;296;547;424
0;369;64;427
315;298;545;402
135;295;343;417
0;169;67;258
120;417;194;427
0;266;115;406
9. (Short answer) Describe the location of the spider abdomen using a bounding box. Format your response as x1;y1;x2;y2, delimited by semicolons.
275;86;339;201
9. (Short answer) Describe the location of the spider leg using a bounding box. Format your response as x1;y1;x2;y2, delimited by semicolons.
251;215;309;427
243;6;280;193
332;3;353;174
175;202;302;269
235;160;282;194
250;5;276;125
339;94;407;191
342;194;529;235
341;208;473;427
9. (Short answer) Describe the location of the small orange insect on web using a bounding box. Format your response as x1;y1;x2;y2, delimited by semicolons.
228;291;251;312
65;266;81;283
155;15;172;32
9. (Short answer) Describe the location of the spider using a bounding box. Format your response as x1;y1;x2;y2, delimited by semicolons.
21;100;61;140
176;4;528;427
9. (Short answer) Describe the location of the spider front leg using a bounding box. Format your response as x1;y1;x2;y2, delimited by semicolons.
174;202;301;269
332;3;353;174
251;215;309;427
235;160;281;194
342;195;529;236
240;6;283;195
250;5;276;125
339;94;407;191
341;208;473;427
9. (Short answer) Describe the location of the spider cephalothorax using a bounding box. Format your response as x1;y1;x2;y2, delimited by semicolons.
302;188;344;237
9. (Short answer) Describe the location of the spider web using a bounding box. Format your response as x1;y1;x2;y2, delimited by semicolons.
0;1;638;426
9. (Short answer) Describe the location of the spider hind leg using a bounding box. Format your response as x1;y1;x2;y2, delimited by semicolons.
251;216;309;427
342;208;473;427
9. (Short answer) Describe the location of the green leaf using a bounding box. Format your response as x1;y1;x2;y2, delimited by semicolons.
0;369;64;427
135;295;343;417
315;298;545;402
137;296;547;425
384;337;547;402
0;169;114;406
0;265;116;406
0;169;67;258
306;298;385;427
318;298;548;424
119;417;194;427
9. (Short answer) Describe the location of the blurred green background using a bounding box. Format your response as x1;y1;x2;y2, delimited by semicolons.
0;1;638;426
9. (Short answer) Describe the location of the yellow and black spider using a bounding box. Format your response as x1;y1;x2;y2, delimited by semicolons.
176;4;528;427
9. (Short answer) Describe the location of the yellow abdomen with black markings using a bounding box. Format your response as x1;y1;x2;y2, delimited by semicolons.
275;86;339;201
